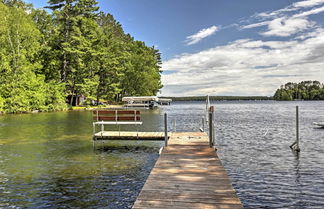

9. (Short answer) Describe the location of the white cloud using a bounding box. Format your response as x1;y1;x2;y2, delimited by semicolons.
261;17;315;37
293;5;324;17
255;0;324;19
185;26;219;45
161;30;324;96
161;0;324;96
293;0;324;8
241;0;324;37
240;0;324;37
257;7;298;19
241;21;270;29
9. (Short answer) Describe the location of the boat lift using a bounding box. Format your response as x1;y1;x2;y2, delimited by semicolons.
122;96;172;108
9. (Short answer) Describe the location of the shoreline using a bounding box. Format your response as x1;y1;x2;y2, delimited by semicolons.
2;100;324;115
0;105;125;115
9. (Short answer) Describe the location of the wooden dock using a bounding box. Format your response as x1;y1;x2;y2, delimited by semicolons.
132;132;243;209
93;131;167;140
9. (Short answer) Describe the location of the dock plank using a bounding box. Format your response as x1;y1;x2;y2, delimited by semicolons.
132;132;243;209
93;131;167;140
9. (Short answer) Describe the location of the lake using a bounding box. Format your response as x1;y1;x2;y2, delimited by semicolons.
1;101;324;208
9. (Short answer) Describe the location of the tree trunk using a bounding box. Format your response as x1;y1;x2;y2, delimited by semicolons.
62;52;67;82
70;86;75;106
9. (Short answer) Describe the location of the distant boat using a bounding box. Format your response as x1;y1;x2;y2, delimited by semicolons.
313;122;324;128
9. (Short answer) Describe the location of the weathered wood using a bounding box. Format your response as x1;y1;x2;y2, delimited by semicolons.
93;116;141;121
133;200;243;209
93;131;168;140
133;132;243;209
93;110;140;114
93;110;141;121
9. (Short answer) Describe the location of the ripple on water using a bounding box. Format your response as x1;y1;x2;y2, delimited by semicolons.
1;101;324;208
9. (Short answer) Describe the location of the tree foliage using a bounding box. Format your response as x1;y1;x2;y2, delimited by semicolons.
0;3;66;113
273;81;324;100
0;0;163;113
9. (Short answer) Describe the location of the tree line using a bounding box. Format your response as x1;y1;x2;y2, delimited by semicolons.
273;81;324;100
169;96;272;101
0;0;162;113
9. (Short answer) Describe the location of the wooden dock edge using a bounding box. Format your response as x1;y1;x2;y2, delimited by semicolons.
93;131;169;141
132;132;244;209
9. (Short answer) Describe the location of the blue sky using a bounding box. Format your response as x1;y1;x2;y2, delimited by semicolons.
27;0;324;96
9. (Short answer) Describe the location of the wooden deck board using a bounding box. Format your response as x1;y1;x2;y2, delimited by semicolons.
93;131;167;140
132;132;243;209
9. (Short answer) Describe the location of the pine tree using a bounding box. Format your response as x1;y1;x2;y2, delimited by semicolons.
0;0;163;111
47;0;99;105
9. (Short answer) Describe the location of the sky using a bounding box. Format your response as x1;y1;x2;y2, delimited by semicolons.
26;0;324;96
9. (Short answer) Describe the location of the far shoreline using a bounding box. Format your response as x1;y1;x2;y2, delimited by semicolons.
2;99;324;115
166;96;273;101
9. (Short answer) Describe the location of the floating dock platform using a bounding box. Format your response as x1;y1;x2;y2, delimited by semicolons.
132;132;243;209
93;131;168;141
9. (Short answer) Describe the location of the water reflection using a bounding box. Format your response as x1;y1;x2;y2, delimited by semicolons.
0;110;160;208
94;143;161;154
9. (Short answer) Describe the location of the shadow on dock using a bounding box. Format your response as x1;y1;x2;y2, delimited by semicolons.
132;132;244;209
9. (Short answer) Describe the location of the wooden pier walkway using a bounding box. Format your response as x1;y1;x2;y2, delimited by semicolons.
132;132;243;209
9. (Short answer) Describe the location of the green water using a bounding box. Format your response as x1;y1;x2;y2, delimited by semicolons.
2;101;324;208
0;110;162;208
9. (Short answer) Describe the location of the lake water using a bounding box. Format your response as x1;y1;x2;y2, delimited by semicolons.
1;101;324;208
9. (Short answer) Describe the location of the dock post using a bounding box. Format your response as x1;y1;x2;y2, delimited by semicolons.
209;106;215;147
174;118;176;132
164;113;168;147
206;95;210;123
290;106;300;152
202;117;205;132
209;112;213;148
212;109;215;146
296;106;300;151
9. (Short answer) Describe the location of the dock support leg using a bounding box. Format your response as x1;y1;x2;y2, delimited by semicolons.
136;124;139;139
209;112;213;148
208;106;215;148
174;118;176;132
290;106;300;152
212;111;215;146
101;122;104;138
296;105;300;151
202;117;205;132
199;117;205;132
164;113;168;147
